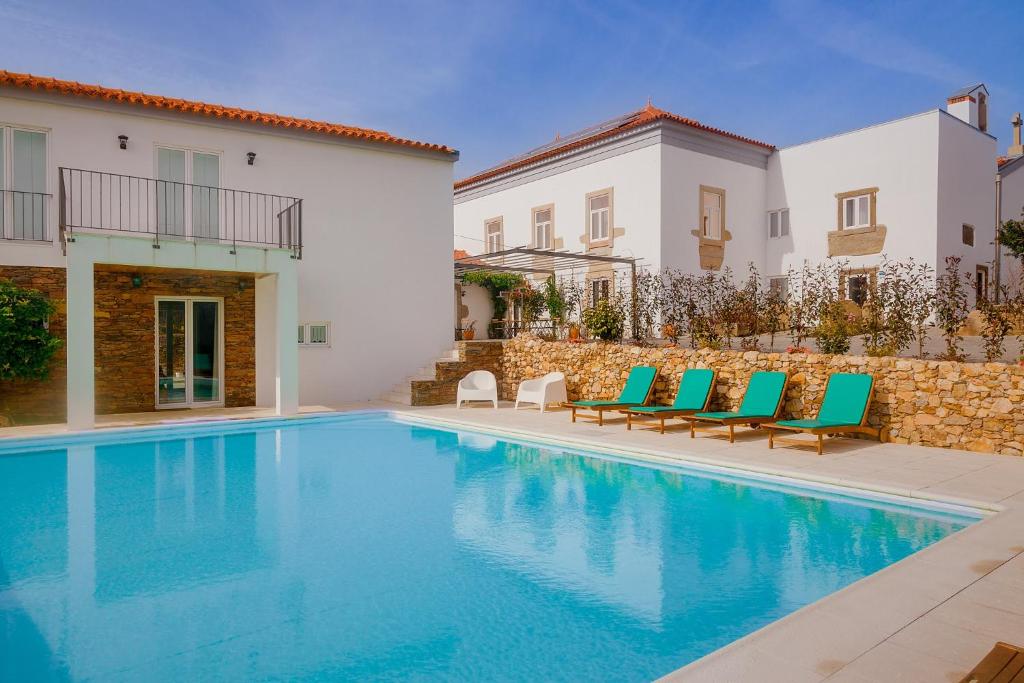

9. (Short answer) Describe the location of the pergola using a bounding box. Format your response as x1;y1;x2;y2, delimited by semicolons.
453;247;642;335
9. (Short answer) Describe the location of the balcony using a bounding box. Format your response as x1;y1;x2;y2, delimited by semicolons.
58;168;303;258
1;189;51;241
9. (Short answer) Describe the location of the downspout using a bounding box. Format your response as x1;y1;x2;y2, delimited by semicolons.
995;171;1002;302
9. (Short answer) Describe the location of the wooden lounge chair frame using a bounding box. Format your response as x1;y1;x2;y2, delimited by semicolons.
625;369;716;434
959;641;1024;683
567;367;659;426
683;372;790;443
765;373;880;455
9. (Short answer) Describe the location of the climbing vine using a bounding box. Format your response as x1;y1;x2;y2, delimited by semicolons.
460;271;526;320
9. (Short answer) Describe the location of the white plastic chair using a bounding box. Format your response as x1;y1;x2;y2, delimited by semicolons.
515;372;567;412
457;370;498;409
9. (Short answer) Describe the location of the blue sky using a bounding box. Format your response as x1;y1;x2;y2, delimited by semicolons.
1;0;1020;176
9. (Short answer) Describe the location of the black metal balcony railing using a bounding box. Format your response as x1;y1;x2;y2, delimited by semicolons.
58;167;303;258
1;190;51;241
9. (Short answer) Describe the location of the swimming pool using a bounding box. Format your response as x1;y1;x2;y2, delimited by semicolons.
0;413;977;681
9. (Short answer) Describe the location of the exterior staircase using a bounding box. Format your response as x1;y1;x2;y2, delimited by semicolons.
379;341;504;406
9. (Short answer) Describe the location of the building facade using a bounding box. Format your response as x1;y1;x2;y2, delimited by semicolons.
454;85;1022;318
0;71;457;427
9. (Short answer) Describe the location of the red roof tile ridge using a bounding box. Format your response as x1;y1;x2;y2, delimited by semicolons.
0;69;455;155
455;102;772;190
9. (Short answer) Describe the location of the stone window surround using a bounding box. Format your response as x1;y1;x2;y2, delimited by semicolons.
839;266;878;305
699;184;726;240
531;203;556;250
484;216;504;253
835;187;878;232
585;188;613;248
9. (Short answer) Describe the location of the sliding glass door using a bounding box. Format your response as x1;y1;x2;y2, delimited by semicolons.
156;298;223;408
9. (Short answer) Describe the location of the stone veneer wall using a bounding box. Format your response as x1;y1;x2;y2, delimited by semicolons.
0;265;256;424
0;266;68;424
498;336;1024;455
94;267;256;414
410;340;504;405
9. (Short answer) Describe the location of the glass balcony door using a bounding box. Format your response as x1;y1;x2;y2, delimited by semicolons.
156;298;223;408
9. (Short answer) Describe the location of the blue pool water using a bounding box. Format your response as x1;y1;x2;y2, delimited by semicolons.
0;414;976;681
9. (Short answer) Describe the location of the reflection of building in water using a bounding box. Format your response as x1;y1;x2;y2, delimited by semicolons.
452;444;668;624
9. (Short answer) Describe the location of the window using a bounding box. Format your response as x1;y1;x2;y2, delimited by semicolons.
1;126;48;240
836;187;877;231
768;209;790;238
533;206;553;249
588;191;611;242
847;275;869;306
591;278;610;305
485;218;503;253
156;146;221;238
843;195;871;229
975;265;989;301
298;322;330;347
700;186;725;239
769;276;789;300
962;224;975;247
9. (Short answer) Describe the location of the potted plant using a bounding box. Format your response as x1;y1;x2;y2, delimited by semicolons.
462;320;477;341
567;322;581;342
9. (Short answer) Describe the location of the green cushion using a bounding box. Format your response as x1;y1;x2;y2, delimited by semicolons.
693;410;742;420
631;405;694;414
816;373;873;425
573;400;637;408
774;418;849;430
736;371;788;417
671;368;715;410
617;366;658;405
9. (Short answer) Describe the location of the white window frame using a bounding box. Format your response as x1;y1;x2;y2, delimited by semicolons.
700;185;725;240
767;208;789;239
842;194;871;230
587;191;611;242
154;144;223;240
533;205;553;249
298;321;331;348
1;123;51;241
485;217;503;253
153;296;225;409
590;277;610;305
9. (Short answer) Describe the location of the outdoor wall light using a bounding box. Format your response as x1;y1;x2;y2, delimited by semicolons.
247;152;256;165
131;274;143;288
238;279;249;293
118;134;129;150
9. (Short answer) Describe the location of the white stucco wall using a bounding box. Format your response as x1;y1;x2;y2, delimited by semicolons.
454;144;662;269
766;111;942;280
660;145;767;275
0;90;455;407
936;113;998;300
1000;162;1024;291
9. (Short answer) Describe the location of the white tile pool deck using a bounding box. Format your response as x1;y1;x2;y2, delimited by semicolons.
3;400;1024;681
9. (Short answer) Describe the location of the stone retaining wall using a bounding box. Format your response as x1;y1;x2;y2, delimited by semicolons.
498;335;1024;455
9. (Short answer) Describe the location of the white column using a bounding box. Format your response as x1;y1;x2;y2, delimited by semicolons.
66;256;95;429
275;267;299;415
255;274;278;408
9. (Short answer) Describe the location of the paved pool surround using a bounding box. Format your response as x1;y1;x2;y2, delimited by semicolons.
448;337;1024;455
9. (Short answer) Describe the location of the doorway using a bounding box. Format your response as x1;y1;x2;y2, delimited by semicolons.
155;297;224;408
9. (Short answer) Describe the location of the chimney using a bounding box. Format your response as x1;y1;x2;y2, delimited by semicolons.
1010;112;1024;158
947;84;989;132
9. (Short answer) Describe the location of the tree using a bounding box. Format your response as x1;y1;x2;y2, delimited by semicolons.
998;208;1024;261
0;279;62;381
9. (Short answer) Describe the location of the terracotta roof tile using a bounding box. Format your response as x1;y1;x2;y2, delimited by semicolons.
0;70;456;156
454;102;773;190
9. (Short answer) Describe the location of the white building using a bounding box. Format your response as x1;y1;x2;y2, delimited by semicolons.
455;85;1023;317
0;70;457;428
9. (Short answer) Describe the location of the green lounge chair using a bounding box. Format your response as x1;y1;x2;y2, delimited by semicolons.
685;370;789;443
625;368;716;433
568;365;658;426
765;373;879;454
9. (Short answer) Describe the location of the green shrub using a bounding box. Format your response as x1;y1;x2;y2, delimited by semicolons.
582;299;625;341
0;279;62;381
